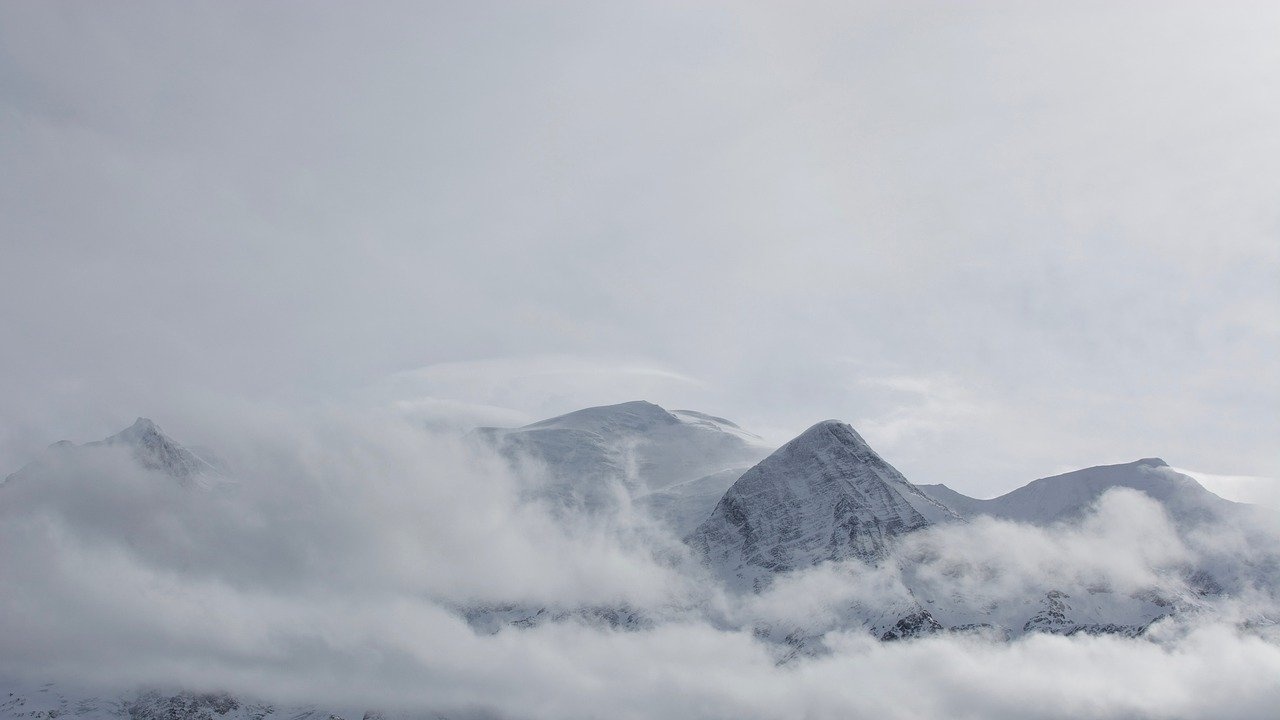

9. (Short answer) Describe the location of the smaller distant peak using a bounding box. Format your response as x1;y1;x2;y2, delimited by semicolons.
47;439;76;450
1135;457;1168;468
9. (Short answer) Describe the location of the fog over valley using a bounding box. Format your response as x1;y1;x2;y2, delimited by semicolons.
2;402;1278;719
2;2;1277;718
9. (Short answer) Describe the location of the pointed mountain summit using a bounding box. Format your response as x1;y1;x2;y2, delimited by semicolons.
688;420;958;591
4;418;218;487
108;416;162;440
88;417;218;480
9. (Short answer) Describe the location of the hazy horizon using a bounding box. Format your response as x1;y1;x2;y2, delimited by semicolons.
3;6;1280;715
4;2;1277;499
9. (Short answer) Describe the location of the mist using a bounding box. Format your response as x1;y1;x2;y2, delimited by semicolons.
2;405;1278;719
2;2;1277;718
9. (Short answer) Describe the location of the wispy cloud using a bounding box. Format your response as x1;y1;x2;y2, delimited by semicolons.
1174;467;1280;508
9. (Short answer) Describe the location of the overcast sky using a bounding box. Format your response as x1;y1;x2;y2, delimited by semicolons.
2;1;1277;498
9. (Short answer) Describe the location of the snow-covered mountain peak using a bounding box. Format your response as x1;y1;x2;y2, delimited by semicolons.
752;420;957;522
88;418;217;481
522;400;681;435
475;401;772;506
785;419;875;457
4;418;220;488
105;417;163;444
688;419;958;591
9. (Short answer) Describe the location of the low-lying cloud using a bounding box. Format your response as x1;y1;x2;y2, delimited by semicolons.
1;406;1278;720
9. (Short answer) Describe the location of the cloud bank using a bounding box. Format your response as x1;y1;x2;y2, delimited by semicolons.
2;407;1278;719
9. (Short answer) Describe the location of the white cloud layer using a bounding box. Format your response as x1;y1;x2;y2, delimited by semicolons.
2;407;1278;719
1;2;1277;714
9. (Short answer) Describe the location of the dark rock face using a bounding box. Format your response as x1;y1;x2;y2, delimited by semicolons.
459;601;652;634
1019;590;1163;637
1023;590;1074;634
126;692;242;720
881;610;944;641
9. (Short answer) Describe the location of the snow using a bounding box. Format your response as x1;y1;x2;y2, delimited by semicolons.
3;418;219;487
635;467;752;536
474;400;772;511
87;417;219;483
918;458;1241;527
688;420;960;592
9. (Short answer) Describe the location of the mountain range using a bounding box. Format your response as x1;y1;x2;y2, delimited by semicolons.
1;403;1260;644
469;401;1250;641
0;400;1268;718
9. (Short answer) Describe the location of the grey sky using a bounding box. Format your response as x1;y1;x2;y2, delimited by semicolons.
2;1;1277;497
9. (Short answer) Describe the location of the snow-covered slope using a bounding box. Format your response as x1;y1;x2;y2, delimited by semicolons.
3;418;219;488
688;420;959;591
474;400;771;513
918;458;1240;527
635;467;749;537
